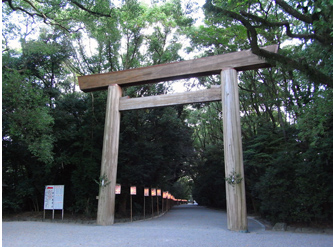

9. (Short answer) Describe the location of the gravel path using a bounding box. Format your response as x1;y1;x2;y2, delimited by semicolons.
2;204;333;247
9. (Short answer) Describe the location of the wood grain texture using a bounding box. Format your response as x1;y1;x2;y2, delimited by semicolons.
221;69;248;232
97;85;122;226
79;45;278;92
119;86;221;111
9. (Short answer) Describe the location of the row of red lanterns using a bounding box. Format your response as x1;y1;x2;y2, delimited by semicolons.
115;184;187;202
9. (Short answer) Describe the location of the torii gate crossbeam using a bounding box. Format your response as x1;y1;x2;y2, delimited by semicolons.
78;45;278;232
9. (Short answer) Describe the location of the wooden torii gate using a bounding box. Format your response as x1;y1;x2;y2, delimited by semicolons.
78;45;278;232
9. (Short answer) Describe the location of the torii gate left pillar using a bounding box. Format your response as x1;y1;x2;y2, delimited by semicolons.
97;84;122;225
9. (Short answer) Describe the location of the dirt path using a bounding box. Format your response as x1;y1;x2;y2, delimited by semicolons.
3;204;333;247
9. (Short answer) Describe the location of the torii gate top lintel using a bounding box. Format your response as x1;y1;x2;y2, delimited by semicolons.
78;45;278;92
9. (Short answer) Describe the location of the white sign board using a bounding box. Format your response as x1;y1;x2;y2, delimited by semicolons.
44;185;64;210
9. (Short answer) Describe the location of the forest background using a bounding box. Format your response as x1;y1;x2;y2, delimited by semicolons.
2;0;333;225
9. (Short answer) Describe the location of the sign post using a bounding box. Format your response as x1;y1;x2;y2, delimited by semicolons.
157;189;161;215
130;186;136;222
144;188;149;219
151;188;156;217
162;192;167;212
44;185;64;220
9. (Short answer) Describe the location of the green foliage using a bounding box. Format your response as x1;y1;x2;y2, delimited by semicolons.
2;0;332;226
170;176;193;200
192;144;226;208
2;0;195;216
118;105;194;189
3;70;54;164
51;91;105;215
188;1;332;221
203;0;333;87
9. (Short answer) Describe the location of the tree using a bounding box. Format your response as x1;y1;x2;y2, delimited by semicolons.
203;0;333;88
2;58;55;212
2;0;115;33
184;0;333;224
2;0;197;215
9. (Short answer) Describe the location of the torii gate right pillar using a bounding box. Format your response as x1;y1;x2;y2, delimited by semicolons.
221;68;248;232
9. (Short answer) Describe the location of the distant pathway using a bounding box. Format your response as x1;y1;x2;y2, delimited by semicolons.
2;204;333;247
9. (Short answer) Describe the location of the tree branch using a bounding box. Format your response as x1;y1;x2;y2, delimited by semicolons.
70;0;113;18
4;0;113;33
6;0;39;18
252;47;333;88
274;0;313;24
239;11;330;46
204;1;333;88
